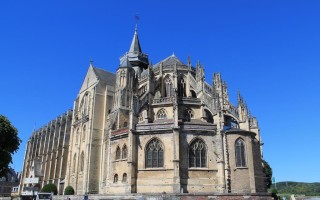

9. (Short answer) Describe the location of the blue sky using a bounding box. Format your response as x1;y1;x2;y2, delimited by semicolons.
1;0;319;183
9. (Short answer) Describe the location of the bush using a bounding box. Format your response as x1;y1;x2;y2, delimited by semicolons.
41;183;57;195
64;186;75;195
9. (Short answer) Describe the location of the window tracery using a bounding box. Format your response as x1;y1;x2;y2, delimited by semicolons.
145;139;164;168
184;109;194;122
235;139;247;167
157;109;167;119
189;139;206;168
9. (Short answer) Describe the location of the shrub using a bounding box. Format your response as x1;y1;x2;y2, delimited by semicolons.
64;186;75;195
41;183;57;195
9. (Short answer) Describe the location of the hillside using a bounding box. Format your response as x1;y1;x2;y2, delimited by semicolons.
272;182;320;196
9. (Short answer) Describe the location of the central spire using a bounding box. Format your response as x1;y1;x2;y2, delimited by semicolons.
129;27;142;53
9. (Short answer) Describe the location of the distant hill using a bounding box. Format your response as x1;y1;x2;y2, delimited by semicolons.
272;182;320;196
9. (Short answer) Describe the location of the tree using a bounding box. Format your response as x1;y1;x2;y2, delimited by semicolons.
0;115;21;177
262;159;273;189
64;186;75;195
41;183;57;195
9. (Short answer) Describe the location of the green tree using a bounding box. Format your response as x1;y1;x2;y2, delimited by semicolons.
64;186;75;195
41;183;57;195
262;159;272;189
0;115;21;177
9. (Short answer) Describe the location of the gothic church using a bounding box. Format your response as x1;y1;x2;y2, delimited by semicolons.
20;29;267;196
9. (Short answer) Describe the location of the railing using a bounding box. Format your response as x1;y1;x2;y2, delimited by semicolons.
152;97;174;104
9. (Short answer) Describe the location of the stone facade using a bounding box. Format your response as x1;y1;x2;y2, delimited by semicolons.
20;29;268;196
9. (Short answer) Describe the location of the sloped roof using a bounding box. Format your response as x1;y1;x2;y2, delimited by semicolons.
129;30;142;53
153;54;185;68
92;67;116;86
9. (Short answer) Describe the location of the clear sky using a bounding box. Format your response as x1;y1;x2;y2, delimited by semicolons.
1;0;319;183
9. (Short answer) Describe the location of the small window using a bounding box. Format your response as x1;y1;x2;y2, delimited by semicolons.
123;122;128;127
122;145;128;159
114;174;118;183
235;139;247;167
157;109;167;119
116;146;121;160
184;109;194;122
122;173;127;183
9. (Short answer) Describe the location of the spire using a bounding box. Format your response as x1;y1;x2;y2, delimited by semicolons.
129;29;142;53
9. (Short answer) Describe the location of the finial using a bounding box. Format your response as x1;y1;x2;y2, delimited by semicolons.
135;14;140;32
89;58;93;67
187;56;191;66
172;52;175;57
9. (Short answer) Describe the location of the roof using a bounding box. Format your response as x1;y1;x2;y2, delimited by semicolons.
153;54;185;68
129;29;142;53
92;67;116;86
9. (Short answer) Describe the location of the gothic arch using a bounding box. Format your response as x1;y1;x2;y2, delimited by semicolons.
82;125;86;142
122;144;128;159
188;137;207;168
145;138;164;168
80;151;84;172
156;108;167;119
80;92;90;116
163;75;173;97
115;146;121;160
72;153;77;173
235;138;247;167
184;108;194;122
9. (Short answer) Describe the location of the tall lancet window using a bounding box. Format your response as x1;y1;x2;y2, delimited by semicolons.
80;151;84;172
122;144;128;159
73;153;77;173
189;138;206;168
145;138;164;168
115;146;121;160
178;78;187;97
235;139;247;167
120;70;126;87
80;93;89;116
164;76;173;97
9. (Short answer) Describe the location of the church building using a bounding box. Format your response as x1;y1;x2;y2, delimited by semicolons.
20;28;267;196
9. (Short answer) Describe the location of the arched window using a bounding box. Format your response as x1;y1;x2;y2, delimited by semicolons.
205;109;214;124
122;145;128;159
235;139;247;167
145;138;164;168
80;151;84;172
73;153;77;173
123;122;128;128
80;93;89;116
75;128;79;145
164;76;173;97
82;125;86;142
189;139;206;168
178;78;187;97
184;109;194;122
115;146;121;160
114;174;118;183
157;109;167;119
122;173;127;183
